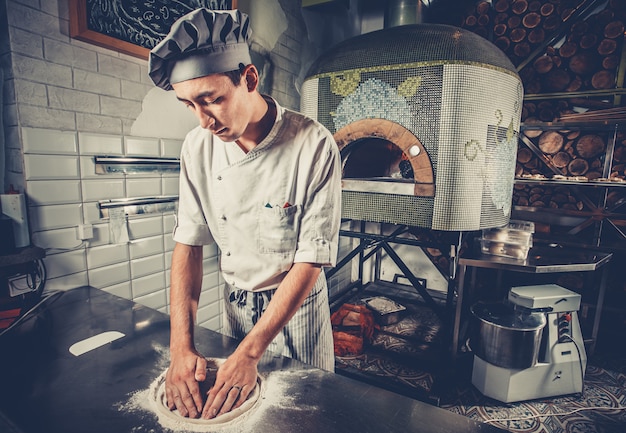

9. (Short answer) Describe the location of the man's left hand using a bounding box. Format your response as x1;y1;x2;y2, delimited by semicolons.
201;350;258;418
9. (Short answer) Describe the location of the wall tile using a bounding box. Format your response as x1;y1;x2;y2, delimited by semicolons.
80;156;107;180
7;3;66;43
161;139;183;157
163;214;176;232
164;251;172;274
22;128;78;155
197;301;221;327
130;254;165;279
199;315;221;332
27;180;81;205
88;262;130;288
76;113;123;136
9;26;43;58
126;177;162;198
129;235;164;259
202;256;219;275
199;275;220;307
18;105;76;130
87;243;130;269
82;178;125;201
121;80;153;101
134;290;167;310
14;80;47;107
102;281;132;299
128;215;163;238
24;154;79;180
29;203;82;231
48;86;100;113
161;176;179;196
44;250;87;279
132;272;166;298
79;133;123;155
164;235;175;253
12;54;72;87
43;38;98;71
98;54;141;81
31;227;82;250
86;222;111;246
204;243;218;258
74;69;121;97
125;137;160;156
84;203;103;224
45;271;88;292
101;96;142;119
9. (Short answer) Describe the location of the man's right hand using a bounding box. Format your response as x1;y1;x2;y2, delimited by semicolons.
165;349;208;418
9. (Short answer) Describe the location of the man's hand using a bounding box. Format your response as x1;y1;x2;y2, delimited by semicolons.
165;349;208;418
201;350;258;419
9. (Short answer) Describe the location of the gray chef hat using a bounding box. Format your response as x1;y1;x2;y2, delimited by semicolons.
149;9;252;91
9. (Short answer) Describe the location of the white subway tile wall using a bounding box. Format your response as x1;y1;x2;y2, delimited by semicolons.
18;127;229;327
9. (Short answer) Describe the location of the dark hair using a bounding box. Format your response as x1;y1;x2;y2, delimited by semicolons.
221;63;247;86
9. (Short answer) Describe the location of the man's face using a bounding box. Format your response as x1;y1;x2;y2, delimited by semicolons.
172;71;250;142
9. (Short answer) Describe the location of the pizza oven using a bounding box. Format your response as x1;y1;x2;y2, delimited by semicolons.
301;23;523;231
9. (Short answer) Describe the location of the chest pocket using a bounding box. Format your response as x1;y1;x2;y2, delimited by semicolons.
258;204;300;254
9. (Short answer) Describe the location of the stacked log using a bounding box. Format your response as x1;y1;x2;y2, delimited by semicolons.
513;182;585;210
517;129;616;179
522;3;625;95
514;129;626;210
513;181;625;210
462;0;626;96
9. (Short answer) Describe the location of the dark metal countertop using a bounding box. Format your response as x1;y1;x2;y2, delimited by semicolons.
459;245;612;273
0;287;504;433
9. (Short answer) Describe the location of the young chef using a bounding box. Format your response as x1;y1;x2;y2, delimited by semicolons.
149;9;341;420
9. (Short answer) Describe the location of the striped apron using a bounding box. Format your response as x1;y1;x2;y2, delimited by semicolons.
223;271;335;372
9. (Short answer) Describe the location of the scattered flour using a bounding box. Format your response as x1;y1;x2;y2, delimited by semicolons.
115;351;318;433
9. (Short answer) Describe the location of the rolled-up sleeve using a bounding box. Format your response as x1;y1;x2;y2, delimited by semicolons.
172;136;214;246
293;129;342;266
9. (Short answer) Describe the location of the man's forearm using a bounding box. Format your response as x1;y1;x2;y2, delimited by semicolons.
235;262;322;361
169;243;204;353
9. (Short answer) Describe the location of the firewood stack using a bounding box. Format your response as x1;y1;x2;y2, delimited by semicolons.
516;129;626;179
514;129;625;209
461;0;626;218
462;0;626;122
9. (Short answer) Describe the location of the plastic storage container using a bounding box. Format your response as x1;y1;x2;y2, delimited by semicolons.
479;220;534;260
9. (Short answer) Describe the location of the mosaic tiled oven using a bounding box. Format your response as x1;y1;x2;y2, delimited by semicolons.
301;24;524;231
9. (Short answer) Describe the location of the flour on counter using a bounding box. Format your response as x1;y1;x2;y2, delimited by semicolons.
116;368;318;433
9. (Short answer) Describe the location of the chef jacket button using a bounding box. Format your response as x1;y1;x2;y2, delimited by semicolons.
217;175;222;180
225;251;231;256
220;215;227;221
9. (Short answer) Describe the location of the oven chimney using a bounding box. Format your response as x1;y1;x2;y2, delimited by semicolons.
384;0;423;28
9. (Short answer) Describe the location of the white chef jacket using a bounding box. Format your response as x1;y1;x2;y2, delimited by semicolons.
173;96;342;292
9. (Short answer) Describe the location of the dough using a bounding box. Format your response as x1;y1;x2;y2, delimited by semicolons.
149;358;263;429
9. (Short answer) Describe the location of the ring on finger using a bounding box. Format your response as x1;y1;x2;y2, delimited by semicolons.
231;385;242;392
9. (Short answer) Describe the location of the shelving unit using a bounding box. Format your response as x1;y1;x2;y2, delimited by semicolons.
459;0;626;249
514;119;626;250
457;0;626;356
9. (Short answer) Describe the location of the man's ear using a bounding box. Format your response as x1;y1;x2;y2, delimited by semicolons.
243;64;259;92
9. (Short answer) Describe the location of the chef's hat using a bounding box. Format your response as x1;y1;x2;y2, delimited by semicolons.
149;9;252;90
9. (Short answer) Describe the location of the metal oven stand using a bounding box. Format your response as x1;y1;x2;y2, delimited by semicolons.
326;220;465;357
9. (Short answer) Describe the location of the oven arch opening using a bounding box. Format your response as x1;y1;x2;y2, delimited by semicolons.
334;118;434;197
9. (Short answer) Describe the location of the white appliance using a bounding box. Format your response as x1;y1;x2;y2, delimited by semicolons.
1;193;30;248
471;284;587;403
